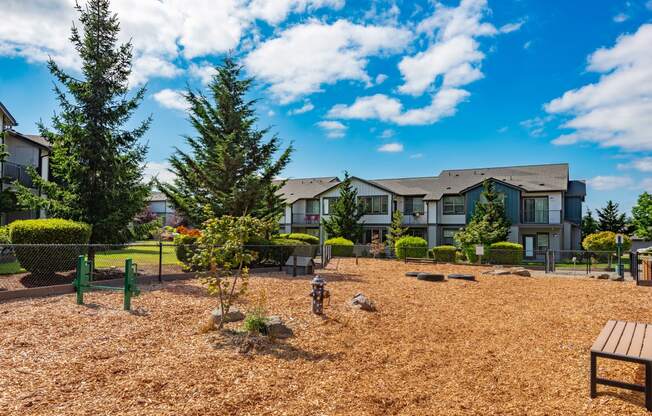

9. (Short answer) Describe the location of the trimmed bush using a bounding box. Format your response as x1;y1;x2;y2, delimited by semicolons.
325;237;354;257
582;231;631;252
9;219;91;275
430;245;457;262
0;226;10;245
487;242;523;265
247;237;310;266
279;232;319;245
395;236;428;259
461;245;480;263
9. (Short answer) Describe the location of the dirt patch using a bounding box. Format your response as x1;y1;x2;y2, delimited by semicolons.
1;258;651;415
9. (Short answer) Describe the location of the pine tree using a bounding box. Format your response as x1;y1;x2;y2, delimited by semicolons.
581;209;599;239
596;200;627;233
158;56;292;226
455;180;511;246
387;209;407;247
16;0;150;244
632;192;652;239
322;172;364;242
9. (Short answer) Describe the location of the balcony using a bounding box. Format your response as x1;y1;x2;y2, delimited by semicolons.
402;212;427;225
292;213;320;225
521;209;561;225
2;161;35;188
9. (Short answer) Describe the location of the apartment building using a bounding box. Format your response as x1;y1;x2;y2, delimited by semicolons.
276;163;586;256
0;102;50;225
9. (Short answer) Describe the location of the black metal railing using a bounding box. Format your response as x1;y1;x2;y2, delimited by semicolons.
401;213;427;225
292;213;320;225
2;161;35;188
521;209;561;224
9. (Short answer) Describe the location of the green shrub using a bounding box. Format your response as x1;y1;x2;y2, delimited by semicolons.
243;312;268;334
174;233;201;270
0;226;10;245
247;237;309;266
281;232;319;245
9;219;91;275
582;231;631;252
487;242;523;264
430;245;457;262
129;217;162;241
324;237;354;257
462;245;479;263
395;236;428;259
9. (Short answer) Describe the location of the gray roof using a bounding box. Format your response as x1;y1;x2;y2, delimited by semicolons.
5;130;51;149
275;177;340;204
423;163;571;200
0;102;17;126
369;176;440;196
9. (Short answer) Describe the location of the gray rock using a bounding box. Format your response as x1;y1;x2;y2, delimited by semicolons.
511;268;531;277
596;273;610;280
211;308;245;325
610;276;625;282
264;316;293;339
351;293;376;311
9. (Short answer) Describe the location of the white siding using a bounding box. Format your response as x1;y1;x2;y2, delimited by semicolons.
426;201;437;224
427;225;437;248
319;178;392;225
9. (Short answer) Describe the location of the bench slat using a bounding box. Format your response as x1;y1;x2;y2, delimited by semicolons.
592;320;617;353
628;323;647;358
615;322;636;356
640;325;652;361
603;321;627;354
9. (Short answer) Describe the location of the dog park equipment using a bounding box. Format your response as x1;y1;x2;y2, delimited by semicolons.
73;255;140;311
309;275;329;314
590;320;652;411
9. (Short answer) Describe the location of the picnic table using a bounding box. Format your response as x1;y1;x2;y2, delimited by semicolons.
590;320;652;410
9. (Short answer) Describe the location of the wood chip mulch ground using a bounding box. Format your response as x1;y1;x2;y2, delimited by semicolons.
1;257;652;415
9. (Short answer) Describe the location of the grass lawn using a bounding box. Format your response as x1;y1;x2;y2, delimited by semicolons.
1;258;651;414
0;241;179;275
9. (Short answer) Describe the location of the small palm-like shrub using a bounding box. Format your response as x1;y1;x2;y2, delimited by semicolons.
430;245;457;262
395;236;428;259
324;237;354;257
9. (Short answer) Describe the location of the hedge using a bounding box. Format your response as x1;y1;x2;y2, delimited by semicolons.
324;237;354;257
395;236;428;259
486;242;523;265
247;237;310;266
582;231;631;252
430;245;457;262
279;232;319;245
9;219;92;275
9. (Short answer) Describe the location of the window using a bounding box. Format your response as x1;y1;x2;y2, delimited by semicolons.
404;197;425;215
363;227;388;244
323;197;338;215
305;199;320;214
442;228;457;245
537;233;549;251
408;228;427;241
359;195;388;215
443;195;465;215
523;197;549;224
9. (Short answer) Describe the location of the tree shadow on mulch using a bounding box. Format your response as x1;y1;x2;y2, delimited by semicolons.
161;282;213;299
210;330;341;362
258;272;364;283
19;272;75;288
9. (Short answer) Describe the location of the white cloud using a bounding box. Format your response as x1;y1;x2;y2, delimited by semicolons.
409;153;424;159
144;161;176;184
328;88;469;125
632;157;652;172
523;40;532;49
379;129;395;138
497;126;508;133
378;142;404;152
288;100;315;115
520;115;553;137
613;13;629;23
245;19;412;103
189;62;217;85
546;24;652;151
153;89;189;111
375;73;388;85
316;120;347;138
499;21;525;34
0;0;344;86
586;175;633;191
642;178;652;191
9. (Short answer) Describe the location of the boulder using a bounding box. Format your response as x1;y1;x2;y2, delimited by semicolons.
264;316;293;339
448;274;476;281
211;308;245;325
596;273;610;280
350;293;376;311
405;271;420;277
511;268;531;277
417;273;445;282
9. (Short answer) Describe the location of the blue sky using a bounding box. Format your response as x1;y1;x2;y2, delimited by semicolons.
1;0;651;215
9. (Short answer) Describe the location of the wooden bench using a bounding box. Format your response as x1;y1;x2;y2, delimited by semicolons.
591;320;652;410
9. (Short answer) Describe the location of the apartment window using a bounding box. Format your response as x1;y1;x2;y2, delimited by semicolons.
407;228;427;241
404;197;425;215
359;195;388;215
523;197;549;224
442;228;458;245
537;233;549;251
443;195;465;215
323;197;338;215
305;199;320;214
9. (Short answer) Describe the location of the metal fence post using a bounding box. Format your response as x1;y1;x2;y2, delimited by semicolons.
293;255;297;277
158;240;163;283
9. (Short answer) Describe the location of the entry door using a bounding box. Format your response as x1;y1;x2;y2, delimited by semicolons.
524;235;535;258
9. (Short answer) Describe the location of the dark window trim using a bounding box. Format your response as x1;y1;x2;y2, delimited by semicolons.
442;195;465;215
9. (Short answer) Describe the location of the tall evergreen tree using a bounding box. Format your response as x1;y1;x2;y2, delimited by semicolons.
631;192;652;239
16;0;150;244
581;209;599;239
596;200;627;233
158;56;292;226
455;180;511;246
322;172;364;242
387;210;408;247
